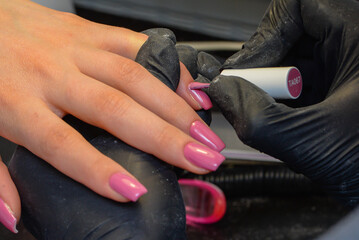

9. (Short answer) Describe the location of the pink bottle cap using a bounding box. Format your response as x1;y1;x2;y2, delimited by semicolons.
287;67;302;99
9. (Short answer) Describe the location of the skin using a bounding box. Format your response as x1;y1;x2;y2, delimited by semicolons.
0;0;211;226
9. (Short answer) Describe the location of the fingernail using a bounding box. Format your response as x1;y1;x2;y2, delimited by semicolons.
184;143;225;171
190;121;226;152
188;83;213;110
0;198;18;234
189;82;210;90
109;173;148;202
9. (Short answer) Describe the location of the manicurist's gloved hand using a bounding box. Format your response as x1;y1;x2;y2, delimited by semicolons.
207;0;359;204
0;0;225;233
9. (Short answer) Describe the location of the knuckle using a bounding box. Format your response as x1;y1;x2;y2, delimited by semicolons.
56;11;82;24
40;126;76;159
97;92;131;120
115;60;145;88
62;74;78;99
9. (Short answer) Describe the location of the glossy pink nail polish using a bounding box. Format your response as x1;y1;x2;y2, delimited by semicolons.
188;82;210;90
190;121;226;152
0;198;17;234
109;173;148;202
188;83;213;110
184;143;225;171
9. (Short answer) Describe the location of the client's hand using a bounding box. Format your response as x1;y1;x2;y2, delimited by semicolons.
0;0;225;232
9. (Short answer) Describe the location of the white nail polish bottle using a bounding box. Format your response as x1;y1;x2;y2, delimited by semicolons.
221;67;302;99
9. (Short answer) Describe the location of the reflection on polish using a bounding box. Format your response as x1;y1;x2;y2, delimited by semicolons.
109;173;148;202
184;142;225;171
188;82;213;110
190;121;225;152
188;82;210;90
0;198;18;234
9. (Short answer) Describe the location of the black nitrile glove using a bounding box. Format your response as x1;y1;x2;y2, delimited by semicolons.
176;45;221;81
207;0;359;205
137;29;211;124
8;28;188;240
136;28;180;91
176;44;223;124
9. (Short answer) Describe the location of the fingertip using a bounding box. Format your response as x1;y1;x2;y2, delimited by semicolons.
177;63;202;110
189;89;213;110
208;75;230;95
222;56;238;69
0;159;21;224
0;198;18;234
184;142;225;172
109;172;148;202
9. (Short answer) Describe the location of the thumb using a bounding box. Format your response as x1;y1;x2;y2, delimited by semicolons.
0;156;20;234
208;75;277;143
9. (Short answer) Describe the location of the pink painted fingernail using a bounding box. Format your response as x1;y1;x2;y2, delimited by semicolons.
0;198;18;234
188;83;213;110
184;143;225;171
190;121;226;152
189;82;210;90
109;173;148;202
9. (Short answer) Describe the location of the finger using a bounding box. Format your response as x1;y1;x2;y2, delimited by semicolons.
72;48;216;139
48;71;225;169
91;24;148;60
176;62;213;110
223;0;304;69
88;26;212;110
175;45;215;110
6;100;149;203
141;28;177;43
197;52;222;80
0;158;20;233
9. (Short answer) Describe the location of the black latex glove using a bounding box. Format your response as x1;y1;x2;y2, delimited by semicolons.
175;44;224;124
137;29;212;124
137;28;180;91
207;0;359;205
176;45;221;81
8;29;187;240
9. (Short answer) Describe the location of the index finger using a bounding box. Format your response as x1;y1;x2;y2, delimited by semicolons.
5;99;147;203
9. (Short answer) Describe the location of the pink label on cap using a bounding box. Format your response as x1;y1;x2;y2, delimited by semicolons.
287;68;302;98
